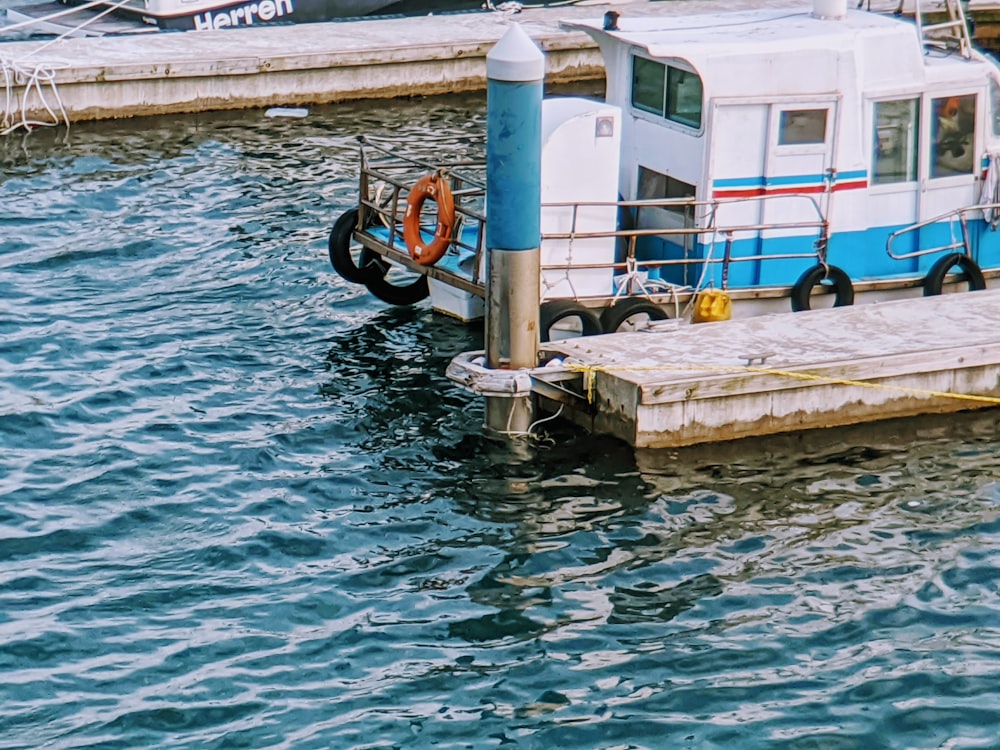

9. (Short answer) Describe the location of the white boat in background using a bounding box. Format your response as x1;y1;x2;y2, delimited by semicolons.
328;0;1000;341
106;0;400;30
1;0;535;37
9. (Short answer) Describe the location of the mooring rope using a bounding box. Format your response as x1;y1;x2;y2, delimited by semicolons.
1;56;69;135
1;0;139;134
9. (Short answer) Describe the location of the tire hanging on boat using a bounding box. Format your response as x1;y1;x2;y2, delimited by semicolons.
360;248;430;306
328;207;381;285
403;172;456;267
790;264;854;312
539;300;603;343
922;253;986;296
600;298;668;334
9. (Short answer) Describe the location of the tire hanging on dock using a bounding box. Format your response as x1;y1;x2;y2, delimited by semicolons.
539;300;603;343
922;253;986;296
600;298;668;334
790;264;854;312
329;207;381;285
360;248;430;306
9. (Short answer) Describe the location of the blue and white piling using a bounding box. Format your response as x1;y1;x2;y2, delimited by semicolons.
484;24;545;437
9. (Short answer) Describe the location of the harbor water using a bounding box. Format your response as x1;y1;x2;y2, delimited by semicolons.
2;95;1000;749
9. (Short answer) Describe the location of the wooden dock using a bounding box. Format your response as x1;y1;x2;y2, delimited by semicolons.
0;0;902;129
537;291;1000;449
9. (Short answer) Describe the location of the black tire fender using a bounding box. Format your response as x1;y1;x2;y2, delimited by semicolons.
360;248;430;306
790;264;854;312
922;253;986;296
539;301;603;343
329;207;384;285
600;298;668;334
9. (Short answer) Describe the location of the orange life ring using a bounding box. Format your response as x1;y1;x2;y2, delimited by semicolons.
403;172;455;266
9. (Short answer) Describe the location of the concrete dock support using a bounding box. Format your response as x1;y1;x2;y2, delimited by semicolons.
484;24;544;438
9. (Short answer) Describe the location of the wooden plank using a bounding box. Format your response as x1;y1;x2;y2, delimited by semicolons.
631;364;1000;447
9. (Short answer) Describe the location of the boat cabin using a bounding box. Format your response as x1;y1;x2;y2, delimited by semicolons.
564;0;1000;292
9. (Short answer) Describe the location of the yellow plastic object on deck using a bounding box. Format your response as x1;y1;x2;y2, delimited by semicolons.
692;289;732;323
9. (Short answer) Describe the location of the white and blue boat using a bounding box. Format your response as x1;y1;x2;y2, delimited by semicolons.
330;0;1000;340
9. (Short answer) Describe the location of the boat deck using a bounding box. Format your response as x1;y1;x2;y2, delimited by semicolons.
541;290;1000;449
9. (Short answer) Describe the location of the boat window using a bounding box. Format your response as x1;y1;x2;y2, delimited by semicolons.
631;55;703;129
632;57;666;116
666;68;703;129
872;98;919;185
637;166;696;223
778;109;827;145
930;94;975;178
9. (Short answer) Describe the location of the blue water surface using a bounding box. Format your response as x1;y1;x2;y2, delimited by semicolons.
1;96;999;750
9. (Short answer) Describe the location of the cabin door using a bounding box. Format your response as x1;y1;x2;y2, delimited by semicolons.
759;100;839;285
918;92;979;266
870;93;979;274
868;98;921;275
708;99;837;287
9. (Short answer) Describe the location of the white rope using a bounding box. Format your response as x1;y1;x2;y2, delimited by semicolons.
1;0;141;134
499;403;564;439
1;56;69;135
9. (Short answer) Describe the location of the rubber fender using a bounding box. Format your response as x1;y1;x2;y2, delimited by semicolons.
790;264;854;312
360;248;429;306
600;298;668;333
539;300;603;343
329;207;383;285
922;253;986;296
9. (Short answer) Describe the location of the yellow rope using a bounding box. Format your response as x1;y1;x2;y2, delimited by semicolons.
565;361;1000;406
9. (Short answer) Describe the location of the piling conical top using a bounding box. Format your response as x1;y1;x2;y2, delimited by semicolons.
487;23;545;83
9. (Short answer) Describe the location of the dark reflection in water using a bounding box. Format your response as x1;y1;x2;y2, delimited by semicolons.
609;572;724;625
1;95;999;750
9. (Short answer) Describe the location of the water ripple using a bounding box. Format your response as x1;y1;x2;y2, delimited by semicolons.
1;96;999;749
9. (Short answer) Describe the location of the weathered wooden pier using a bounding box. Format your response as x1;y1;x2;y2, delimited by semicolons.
527;291;1000;449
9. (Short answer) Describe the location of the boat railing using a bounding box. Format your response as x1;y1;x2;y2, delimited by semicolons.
358;137;486;189
355;149;852;296
542;193;830;287
885;202;1000;260
358;139;488;283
